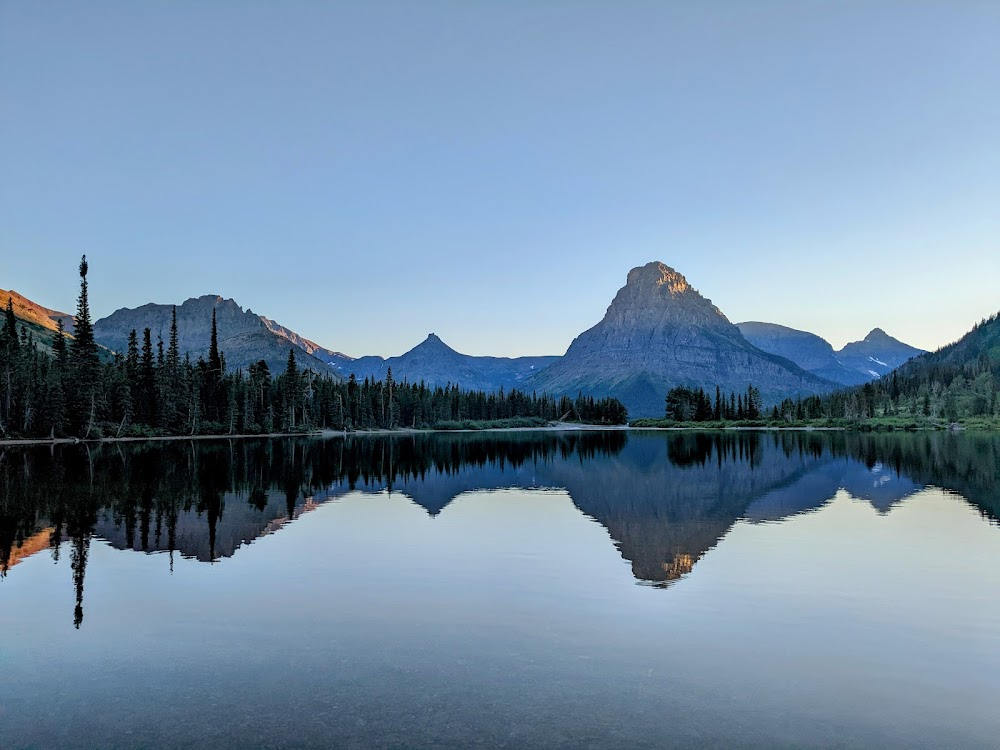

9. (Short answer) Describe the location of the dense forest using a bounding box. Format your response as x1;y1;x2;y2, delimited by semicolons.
0;258;626;440
645;313;1000;429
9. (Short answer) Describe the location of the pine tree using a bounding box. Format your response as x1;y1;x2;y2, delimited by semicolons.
70;256;98;369
68;256;101;436
1;298;20;355
53;319;68;370
208;308;222;378
283;349;300;431
140;328;156;426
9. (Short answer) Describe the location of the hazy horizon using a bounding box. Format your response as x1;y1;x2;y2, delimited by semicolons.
2;1;998;357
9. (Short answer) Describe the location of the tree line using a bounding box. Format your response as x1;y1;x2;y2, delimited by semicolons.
663;384;764;422
0;257;627;440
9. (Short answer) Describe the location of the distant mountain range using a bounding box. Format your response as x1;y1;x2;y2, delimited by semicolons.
737;322;924;386
4;260;929;416
327;333;559;392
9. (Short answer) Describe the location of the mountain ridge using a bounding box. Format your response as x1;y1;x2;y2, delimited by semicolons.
93;294;341;377
737;321;924;385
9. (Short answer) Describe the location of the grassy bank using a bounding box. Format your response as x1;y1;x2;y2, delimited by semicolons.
629;416;1000;431
428;416;551;431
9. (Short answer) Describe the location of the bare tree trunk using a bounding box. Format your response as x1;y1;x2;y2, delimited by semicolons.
84;392;96;439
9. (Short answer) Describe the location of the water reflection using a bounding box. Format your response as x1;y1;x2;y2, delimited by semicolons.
1;430;998;626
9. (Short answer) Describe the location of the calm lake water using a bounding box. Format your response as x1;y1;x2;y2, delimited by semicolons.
1;430;998;749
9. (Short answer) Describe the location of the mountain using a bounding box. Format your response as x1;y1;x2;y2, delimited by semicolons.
1;288;80;357
819;312;999;425
836;328;925;379
911;312;1000;369
0;288;72;334
330;333;559;392
526;262;835;418
736;321;923;385
737;321;866;385
258;315;350;363
889;310;1000;406
93;295;341;377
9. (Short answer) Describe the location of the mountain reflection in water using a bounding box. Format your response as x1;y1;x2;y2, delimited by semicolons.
1;430;998;627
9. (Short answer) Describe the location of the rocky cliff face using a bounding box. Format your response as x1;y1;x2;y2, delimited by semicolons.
526;262;835;417
332;333;558;392
93;295;340;377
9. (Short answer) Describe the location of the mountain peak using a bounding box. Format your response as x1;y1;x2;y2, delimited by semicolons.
607;261;728;329
409;332;459;357
626;261;692;297
865;327;891;341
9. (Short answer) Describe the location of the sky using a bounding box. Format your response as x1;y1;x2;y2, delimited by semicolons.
1;1;998;357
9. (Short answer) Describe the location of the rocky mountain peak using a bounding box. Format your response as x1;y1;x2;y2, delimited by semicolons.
626;261;692;297
606;261;730;329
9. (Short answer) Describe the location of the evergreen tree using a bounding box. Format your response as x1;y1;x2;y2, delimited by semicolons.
53;319;68;370
140;328;157;425
2;298;20;355
68;256;101;436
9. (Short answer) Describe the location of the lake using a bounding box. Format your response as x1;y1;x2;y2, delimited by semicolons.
1;430;998;749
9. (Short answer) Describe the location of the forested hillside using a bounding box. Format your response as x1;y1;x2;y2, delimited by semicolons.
639;312;1000;428
848;311;1000;424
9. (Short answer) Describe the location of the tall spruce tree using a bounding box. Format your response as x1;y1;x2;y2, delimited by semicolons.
68;256;101;435
53;319;68;370
2;298;20;355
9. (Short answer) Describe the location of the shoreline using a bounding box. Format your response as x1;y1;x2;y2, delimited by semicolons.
2;421;989;447
0;422;629;447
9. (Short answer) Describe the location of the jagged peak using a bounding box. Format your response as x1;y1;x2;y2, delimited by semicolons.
183;294;237;308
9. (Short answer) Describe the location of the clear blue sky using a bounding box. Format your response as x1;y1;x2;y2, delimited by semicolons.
1;1;997;357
